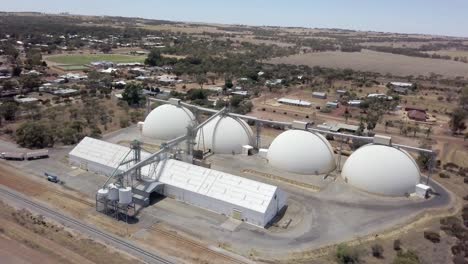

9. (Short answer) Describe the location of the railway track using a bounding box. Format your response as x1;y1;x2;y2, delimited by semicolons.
0;187;174;264
149;226;248;264
49;189;95;207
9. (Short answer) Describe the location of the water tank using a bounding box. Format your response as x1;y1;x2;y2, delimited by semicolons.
107;184;119;201
118;187;133;205
97;188;109;200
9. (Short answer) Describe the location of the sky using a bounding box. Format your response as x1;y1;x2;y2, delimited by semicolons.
2;0;468;37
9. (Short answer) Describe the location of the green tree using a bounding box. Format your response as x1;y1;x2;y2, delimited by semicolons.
89;126;102;139
20;75;41;90
12;65;22;77
336;244;361;264
99;43;112;53
0;102;19;121
224;79;234;89
196;73;207;89
145;49;163;66
2;80;16;90
122;83;145;106
344;108;351;124
412;125;420;137
425;126;432;138
393;250;420;264
15;121;54;148
25;49;42;66
230;95;244;108
60;127;82;145
450;108;467;135
356;117;365;136
3;44;19;60
417;143;432;171
187;88;209;101
459;86;468;110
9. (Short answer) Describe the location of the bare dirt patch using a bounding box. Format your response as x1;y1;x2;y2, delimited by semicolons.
268;49;468;78
0;201;144;264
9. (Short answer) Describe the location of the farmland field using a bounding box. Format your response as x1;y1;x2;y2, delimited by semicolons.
268;49;468;77
56;65;91;71
45;54;146;65
426;50;468;58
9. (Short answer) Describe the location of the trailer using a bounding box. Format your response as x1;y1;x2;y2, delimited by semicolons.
1;152;25;160
26;150;49;160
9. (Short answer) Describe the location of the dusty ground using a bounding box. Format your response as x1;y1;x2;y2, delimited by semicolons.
0;200;144;264
0;161;250;264
268;49;468;78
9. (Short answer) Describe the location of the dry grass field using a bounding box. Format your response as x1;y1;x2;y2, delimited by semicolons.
360;41;449;48
426;50;468;58
140;23;251;35
268;49;468;77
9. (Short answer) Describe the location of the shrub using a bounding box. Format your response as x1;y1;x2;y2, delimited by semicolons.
464;178;468;184
371;243;384;258
393;239;402;251
4;128;13;135
15;121;54;148
423;231;441;243
452;244;464;255
439;172;450;179
119;117;129;128
393;250;420;264
453;254;468;264
336;244;361;264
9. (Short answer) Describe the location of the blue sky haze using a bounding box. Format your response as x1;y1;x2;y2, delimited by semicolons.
2;0;467;37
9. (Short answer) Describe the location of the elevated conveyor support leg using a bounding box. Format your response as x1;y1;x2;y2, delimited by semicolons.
255;121;261;149
131;140;142;181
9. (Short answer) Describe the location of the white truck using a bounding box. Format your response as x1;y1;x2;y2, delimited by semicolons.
25;150;49;160
1;152;25;160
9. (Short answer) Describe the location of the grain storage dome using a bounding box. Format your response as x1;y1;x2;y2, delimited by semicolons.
341;144;421;196
267;130;336;175
196;115;254;154
143;104;196;141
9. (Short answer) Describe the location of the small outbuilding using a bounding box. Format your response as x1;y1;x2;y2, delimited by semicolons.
312;92;327;99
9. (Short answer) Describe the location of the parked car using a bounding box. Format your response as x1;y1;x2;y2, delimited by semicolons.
44;172;59;183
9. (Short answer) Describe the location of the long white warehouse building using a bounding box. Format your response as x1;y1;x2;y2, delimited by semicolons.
69;137;287;227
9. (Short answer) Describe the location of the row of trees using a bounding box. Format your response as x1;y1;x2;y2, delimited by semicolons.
450;87;468;135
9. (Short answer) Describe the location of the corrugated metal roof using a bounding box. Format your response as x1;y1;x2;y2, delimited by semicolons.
154;159;277;213
278;98;312;106
69;137;133;169
390;82;413;87
70;138;277;213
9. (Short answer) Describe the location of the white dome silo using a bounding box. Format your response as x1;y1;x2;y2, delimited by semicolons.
196;115;254;154
341;144;421;196
267;130;336;175
143;104;196;141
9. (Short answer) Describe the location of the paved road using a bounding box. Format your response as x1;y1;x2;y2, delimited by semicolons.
0;185;175;264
